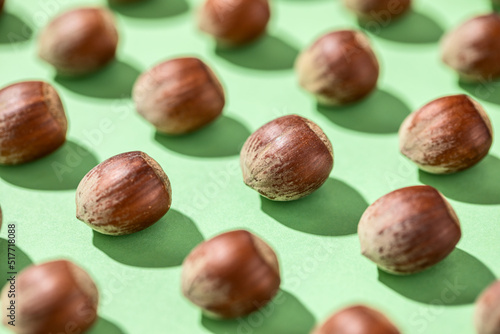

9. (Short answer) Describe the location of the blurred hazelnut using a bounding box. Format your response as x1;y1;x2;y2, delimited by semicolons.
198;0;271;46
312;305;401;334
0;81;67;165
358;185;461;274
475;280;500;334
399;94;493;174
441;13;500;82
295;30;379;105
0;1;4;14
0;260;98;334
342;0;411;22
133;57;225;135
38;7;119;75
240;115;333;201
181;230;280;318
76;151;172;235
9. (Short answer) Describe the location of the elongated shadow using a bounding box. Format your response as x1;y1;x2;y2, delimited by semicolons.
0;13;32;44
459;79;500;105
378;248;495;305
261;178;367;236
88;317;126;334
92;209;204;268
0;238;33;288
0;140;98;191
108;0;189;19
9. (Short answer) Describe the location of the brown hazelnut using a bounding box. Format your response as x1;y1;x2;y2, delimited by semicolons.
0;1;4;14
181;229;280;318
38;7;118;76
197;0;271;46
312;305;400;334
358;185;461;274
475;280;500;334
0;81;67;165
295;30;379;105
399;94;493;174
441;13;500;82
342;0;411;22
133;57;225;135
240;115;333;201
1;260;98;334
76;151;172;235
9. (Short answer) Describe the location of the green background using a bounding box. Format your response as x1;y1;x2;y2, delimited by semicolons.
1;0;499;333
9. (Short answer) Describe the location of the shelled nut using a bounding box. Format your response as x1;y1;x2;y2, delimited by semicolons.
358;185;461;274
182;230;280;318
0;0;4;14
0;260;98;334
38;7;118;75
295;30;379;105
342;0;411;22
0;81;67;165
475;280;500;334
399;94;493;174
76;151;172;235
312;305;401;334
441;13;500;81
198;0;271;46
240;115;333;201
133;57;225;135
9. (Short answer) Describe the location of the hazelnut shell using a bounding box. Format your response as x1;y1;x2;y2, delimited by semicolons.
295;30;379;105
0;81;67;165
76;151;172;235
181;230;280;318
133;57;225;135
0;1;4;13
342;0;411;21
399;94;493;174
475;280;500;334
240;114;334;201
358;185;461;274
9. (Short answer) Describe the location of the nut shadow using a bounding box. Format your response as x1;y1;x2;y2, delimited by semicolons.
261;178;367;236
0;140;98;191
92;209;204;268
0;12;32;44
378;248;495;305
0;238;33;288
201;290;315;334
317;89;411;134
215;34;299;71
418;154;500;205
55;59;141;99
88;317;126;334
359;10;443;44
459;79;500;105
154;115;251;158
107;0;189;19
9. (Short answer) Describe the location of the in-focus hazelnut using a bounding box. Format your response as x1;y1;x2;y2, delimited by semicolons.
399;94;493;174
295;30;379;105
240;114;333;201
342;0;411;22
0;81;67;165
38;7;118;76
0;260;98;334
198;0;270;46
181;230;280;318
475;280;500;334
358;185;461;274
441;13;500;82
76;151;172;235
133;57;225;135
312;305;400;334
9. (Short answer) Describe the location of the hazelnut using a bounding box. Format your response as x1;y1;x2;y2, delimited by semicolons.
295;30;379;105
342;0;411;22
441;13;500;82
358;185;461;274
197;0;271;46
133;57;225;135
0;0;4;14
312;305;400;334
76;151;172;235
0;81;67;165
0;260;98;334
475;280;500;334
399;94;493;174
240;115;333;201
181;229;280;318
38;7;118;76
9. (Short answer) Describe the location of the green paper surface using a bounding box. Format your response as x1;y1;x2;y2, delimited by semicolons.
1;0;499;333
